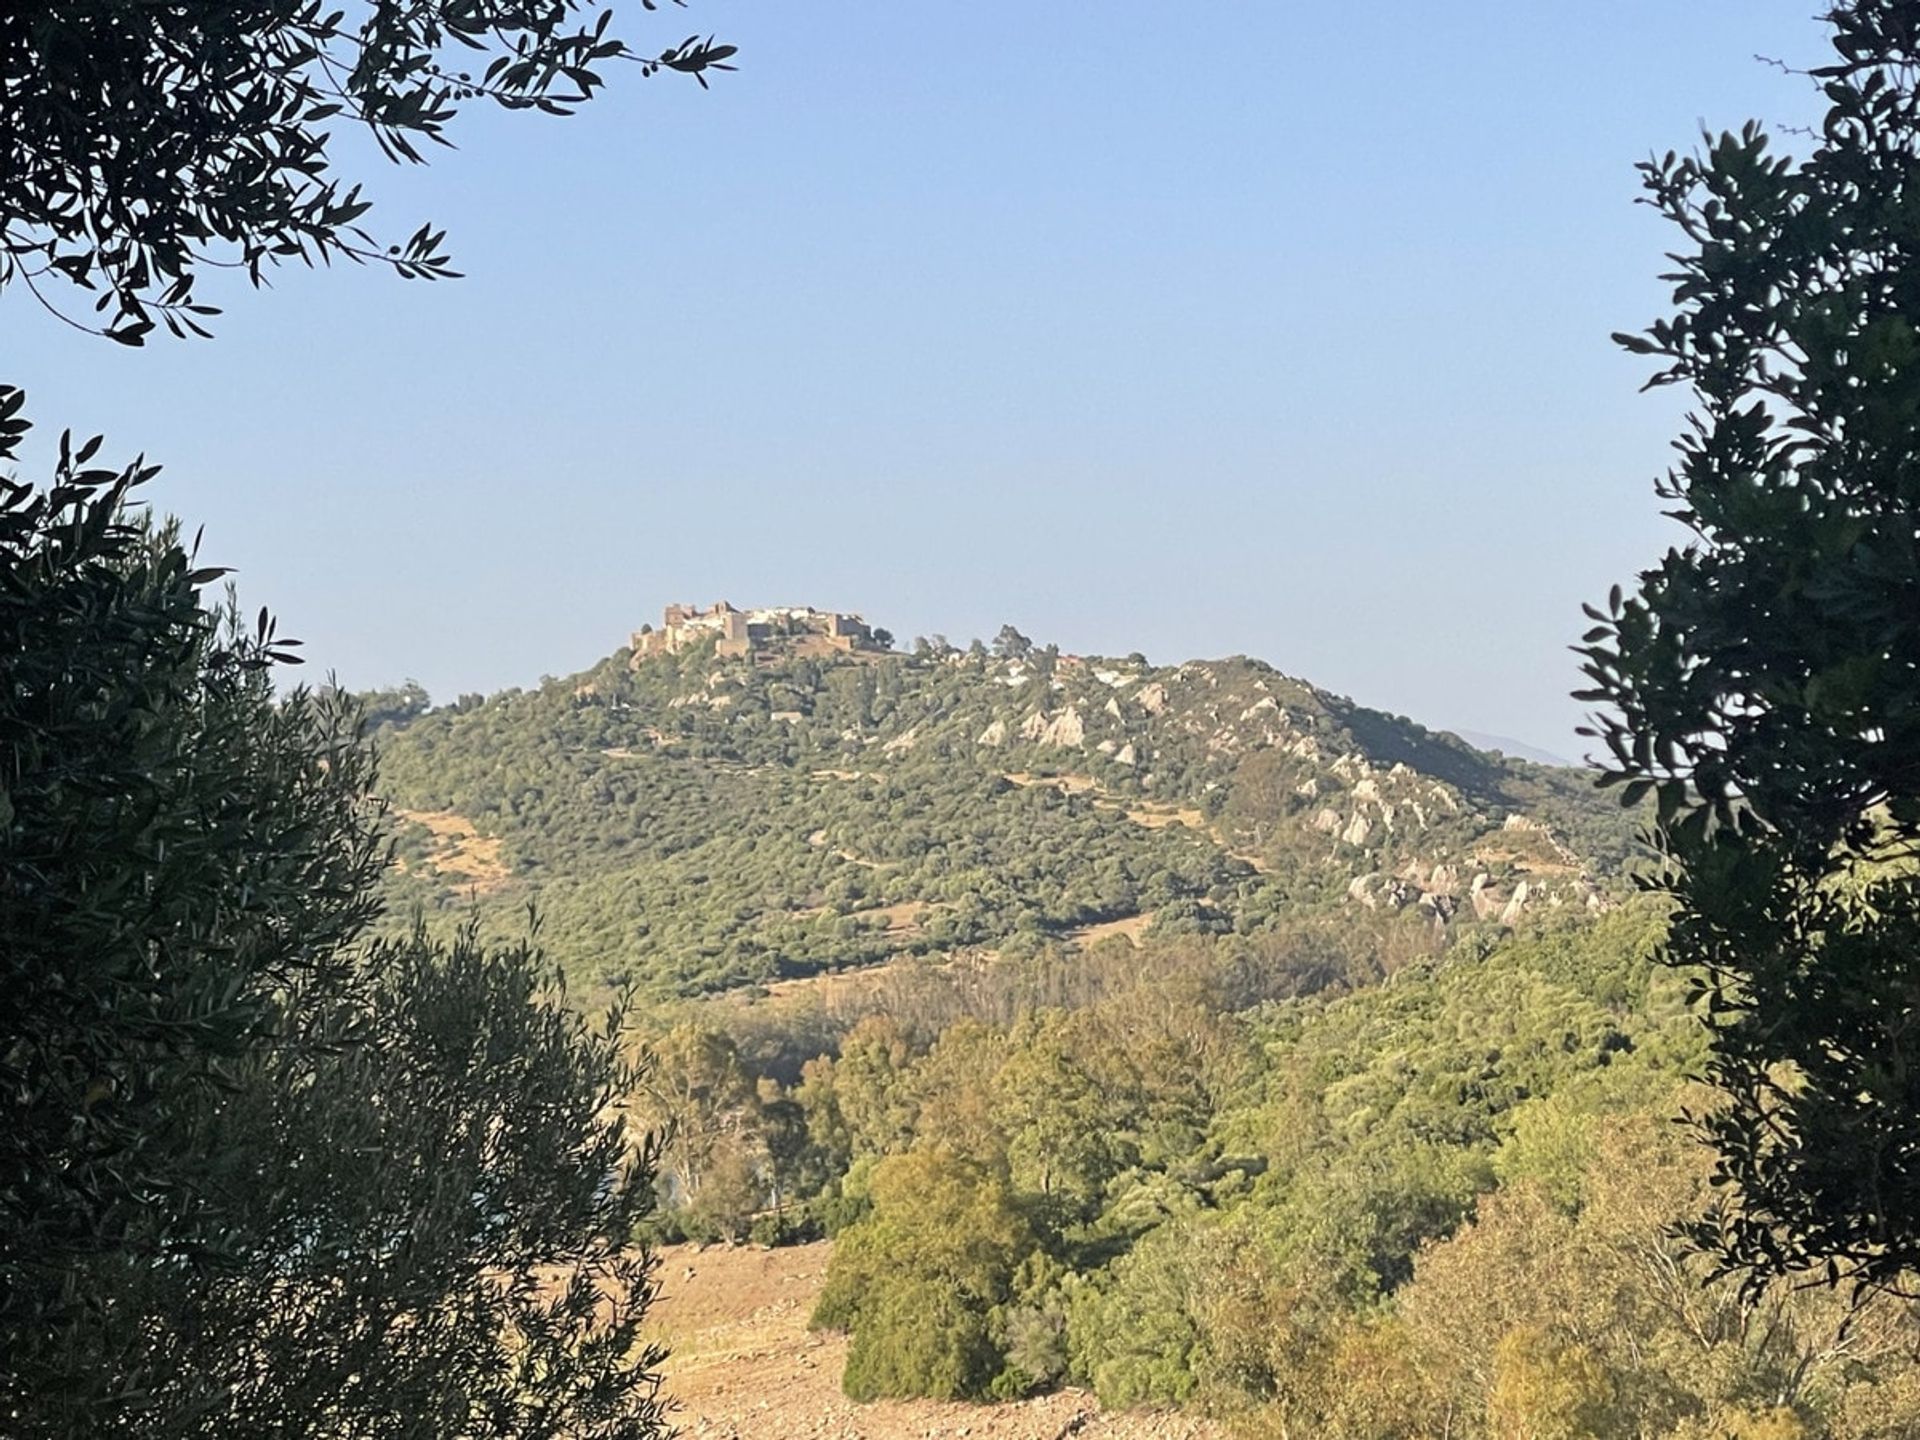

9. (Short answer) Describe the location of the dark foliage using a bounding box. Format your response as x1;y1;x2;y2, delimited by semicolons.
0;385;377;1320
376;642;1636;996
0;393;668;1436
0;1;733;342
1580;1;1920;1291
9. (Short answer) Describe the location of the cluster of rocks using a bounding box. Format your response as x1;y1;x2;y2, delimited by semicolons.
955;656;1608;928
1347;863;1604;923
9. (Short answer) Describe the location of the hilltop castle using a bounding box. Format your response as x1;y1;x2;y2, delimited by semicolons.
630;601;881;665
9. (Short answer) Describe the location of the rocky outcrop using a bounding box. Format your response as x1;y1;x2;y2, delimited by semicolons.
977;718;1008;747
1349;873;1417;910
1040;708;1086;748
1500;880;1532;927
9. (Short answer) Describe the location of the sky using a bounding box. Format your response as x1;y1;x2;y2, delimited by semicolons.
6;3;1835;752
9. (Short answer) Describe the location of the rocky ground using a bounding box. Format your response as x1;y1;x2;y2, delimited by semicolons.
646;1241;1222;1440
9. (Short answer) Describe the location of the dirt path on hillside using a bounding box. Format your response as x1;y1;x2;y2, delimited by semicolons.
648;1241;1220;1440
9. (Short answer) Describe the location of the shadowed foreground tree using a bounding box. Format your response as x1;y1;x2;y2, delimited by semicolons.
2;0;724;1426
1581;0;1920;1291
0;0;734;342
0;392;668;1437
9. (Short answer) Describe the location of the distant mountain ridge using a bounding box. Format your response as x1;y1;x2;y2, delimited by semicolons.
1452;731;1579;770
370;618;1637;995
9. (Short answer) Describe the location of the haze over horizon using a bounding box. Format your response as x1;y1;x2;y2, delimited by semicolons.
3;4;1830;754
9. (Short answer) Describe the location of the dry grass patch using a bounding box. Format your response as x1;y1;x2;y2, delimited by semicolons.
1123;802;1207;831
395;808;511;893
1069;911;1156;949
1003;771;1100;795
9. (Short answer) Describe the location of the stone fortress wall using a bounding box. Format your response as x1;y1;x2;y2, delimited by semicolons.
630;601;877;664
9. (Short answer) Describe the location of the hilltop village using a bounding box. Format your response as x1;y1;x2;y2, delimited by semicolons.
629;601;887;666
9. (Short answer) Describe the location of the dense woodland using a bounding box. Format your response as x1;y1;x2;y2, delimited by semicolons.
370;637;1635;995
624;906;1920;1438
360;638;1920;1436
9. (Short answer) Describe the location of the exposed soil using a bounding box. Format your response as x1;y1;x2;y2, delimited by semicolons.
1067;913;1156;949
1119;803;1207;832
738;952;1002;1011
393;808;511;893
648;1241;1220;1440
1002;772;1101;796
869;900;932;935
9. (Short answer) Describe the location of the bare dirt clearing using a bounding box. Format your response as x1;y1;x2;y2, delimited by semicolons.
393;809;510;893
1068;912;1156;949
648;1240;1220;1440
1119;802;1207;832
1002;772;1101;796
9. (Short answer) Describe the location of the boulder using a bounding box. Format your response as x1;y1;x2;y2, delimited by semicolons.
1500;879;1532;926
1040;707;1086;748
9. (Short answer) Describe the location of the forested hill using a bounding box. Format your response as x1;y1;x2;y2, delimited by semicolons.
369;628;1635;995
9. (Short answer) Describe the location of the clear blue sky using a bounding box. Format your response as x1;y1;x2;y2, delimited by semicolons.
6;3;1832;751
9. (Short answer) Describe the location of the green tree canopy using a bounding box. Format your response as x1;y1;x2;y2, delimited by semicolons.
0;1;734;342
0;390;378;1304
1581;0;1920;1290
0;396;669;1436
812;1150;1036;1401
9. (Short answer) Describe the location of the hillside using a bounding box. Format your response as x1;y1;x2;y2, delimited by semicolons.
360;621;1920;1437
370;616;1635;996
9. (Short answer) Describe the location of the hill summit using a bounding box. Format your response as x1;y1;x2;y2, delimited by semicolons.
372;613;1634;995
630;601;888;664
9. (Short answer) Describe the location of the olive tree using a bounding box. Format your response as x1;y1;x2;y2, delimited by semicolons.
0;1;734;342
0;391;668;1436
